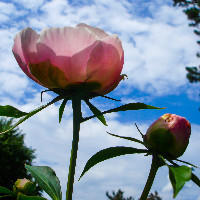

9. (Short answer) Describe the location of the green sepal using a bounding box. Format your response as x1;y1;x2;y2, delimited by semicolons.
0;105;27;118
107;132;144;145
59;99;68;123
17;193;47;200
25;165;62;200
85;100;107;126
79;146;148;180
168;165;192;198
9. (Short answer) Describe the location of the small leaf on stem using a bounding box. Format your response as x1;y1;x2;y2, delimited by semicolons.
0;96;62;135
79;146;148;180
0;105;27;118
107;131;144;145
25;165;62;200
168;165;192;198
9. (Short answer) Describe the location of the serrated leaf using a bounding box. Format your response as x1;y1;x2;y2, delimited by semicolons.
17;193;47;200
79;146;148;180
168;165;192;198
107;132;144;145
25;165;62;200
0;96;62;135
59;99;68;123
85;100;107;126
0;186;13;195
0;105;27;118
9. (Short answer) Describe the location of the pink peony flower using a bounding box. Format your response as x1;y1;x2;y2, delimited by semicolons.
12;24;124;95
144;114;191;158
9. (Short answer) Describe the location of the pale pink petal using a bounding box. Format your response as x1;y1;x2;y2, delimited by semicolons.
86;41;123;94
37;27;98;57
12;30;39;82
77;23;108;39
102;35;124;59
67;41;100;83
20;28;40;63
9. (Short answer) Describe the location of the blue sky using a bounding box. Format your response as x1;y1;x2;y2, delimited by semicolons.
0;0;200;199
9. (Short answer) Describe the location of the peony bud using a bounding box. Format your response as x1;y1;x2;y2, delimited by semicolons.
12;24;124;96
13;178;36;195
144;114;191;158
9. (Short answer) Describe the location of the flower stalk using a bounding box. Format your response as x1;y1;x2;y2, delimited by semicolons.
139;155;160;200
66;95;82;200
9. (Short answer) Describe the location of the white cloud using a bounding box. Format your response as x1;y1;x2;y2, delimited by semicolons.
0;1;200;200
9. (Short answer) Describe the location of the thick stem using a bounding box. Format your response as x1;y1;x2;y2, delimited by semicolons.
139;155;159;200
66;96;81;200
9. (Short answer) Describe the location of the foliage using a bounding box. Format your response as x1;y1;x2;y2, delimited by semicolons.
105;189;162;200
173;0;200;84
0;118;41;198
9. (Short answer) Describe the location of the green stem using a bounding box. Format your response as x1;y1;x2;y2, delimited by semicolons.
139;155;159;200
66;96;81;200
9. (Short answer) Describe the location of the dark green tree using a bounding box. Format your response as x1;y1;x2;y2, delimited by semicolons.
106;189;162;200
0;117;42;198
173;0;200;84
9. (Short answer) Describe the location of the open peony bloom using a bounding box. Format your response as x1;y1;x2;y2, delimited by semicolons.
144;114;191;158
12;23;124;96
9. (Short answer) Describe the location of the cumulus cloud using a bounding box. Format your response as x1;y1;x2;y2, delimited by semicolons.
0;0;200;200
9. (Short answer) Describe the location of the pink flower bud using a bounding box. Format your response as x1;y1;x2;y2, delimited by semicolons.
12;24;124;95
13;178;36;195
144;114;191;158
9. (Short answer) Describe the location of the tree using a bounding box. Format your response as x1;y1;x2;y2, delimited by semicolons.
106;189;162;200
173;0;200;84
0;118;41;196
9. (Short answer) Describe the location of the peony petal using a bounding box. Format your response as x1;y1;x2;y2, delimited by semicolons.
20;28;40;63
29;61;68;89
86;41;123;94
12;30;39;82
67;41;100;83
77;23;108;39
102;35;124;59
37;26;99;57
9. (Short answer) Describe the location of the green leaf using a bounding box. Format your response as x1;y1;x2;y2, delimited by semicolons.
79;146;148;180
85;100;107;126
17;193;47;200
25;165;62;200
0;186;13;195
107;132;144;145
0;105;27;118
168;165;192;198
82;103;164;122
104;103;163;113
59;99;68;123
0;96;62;135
